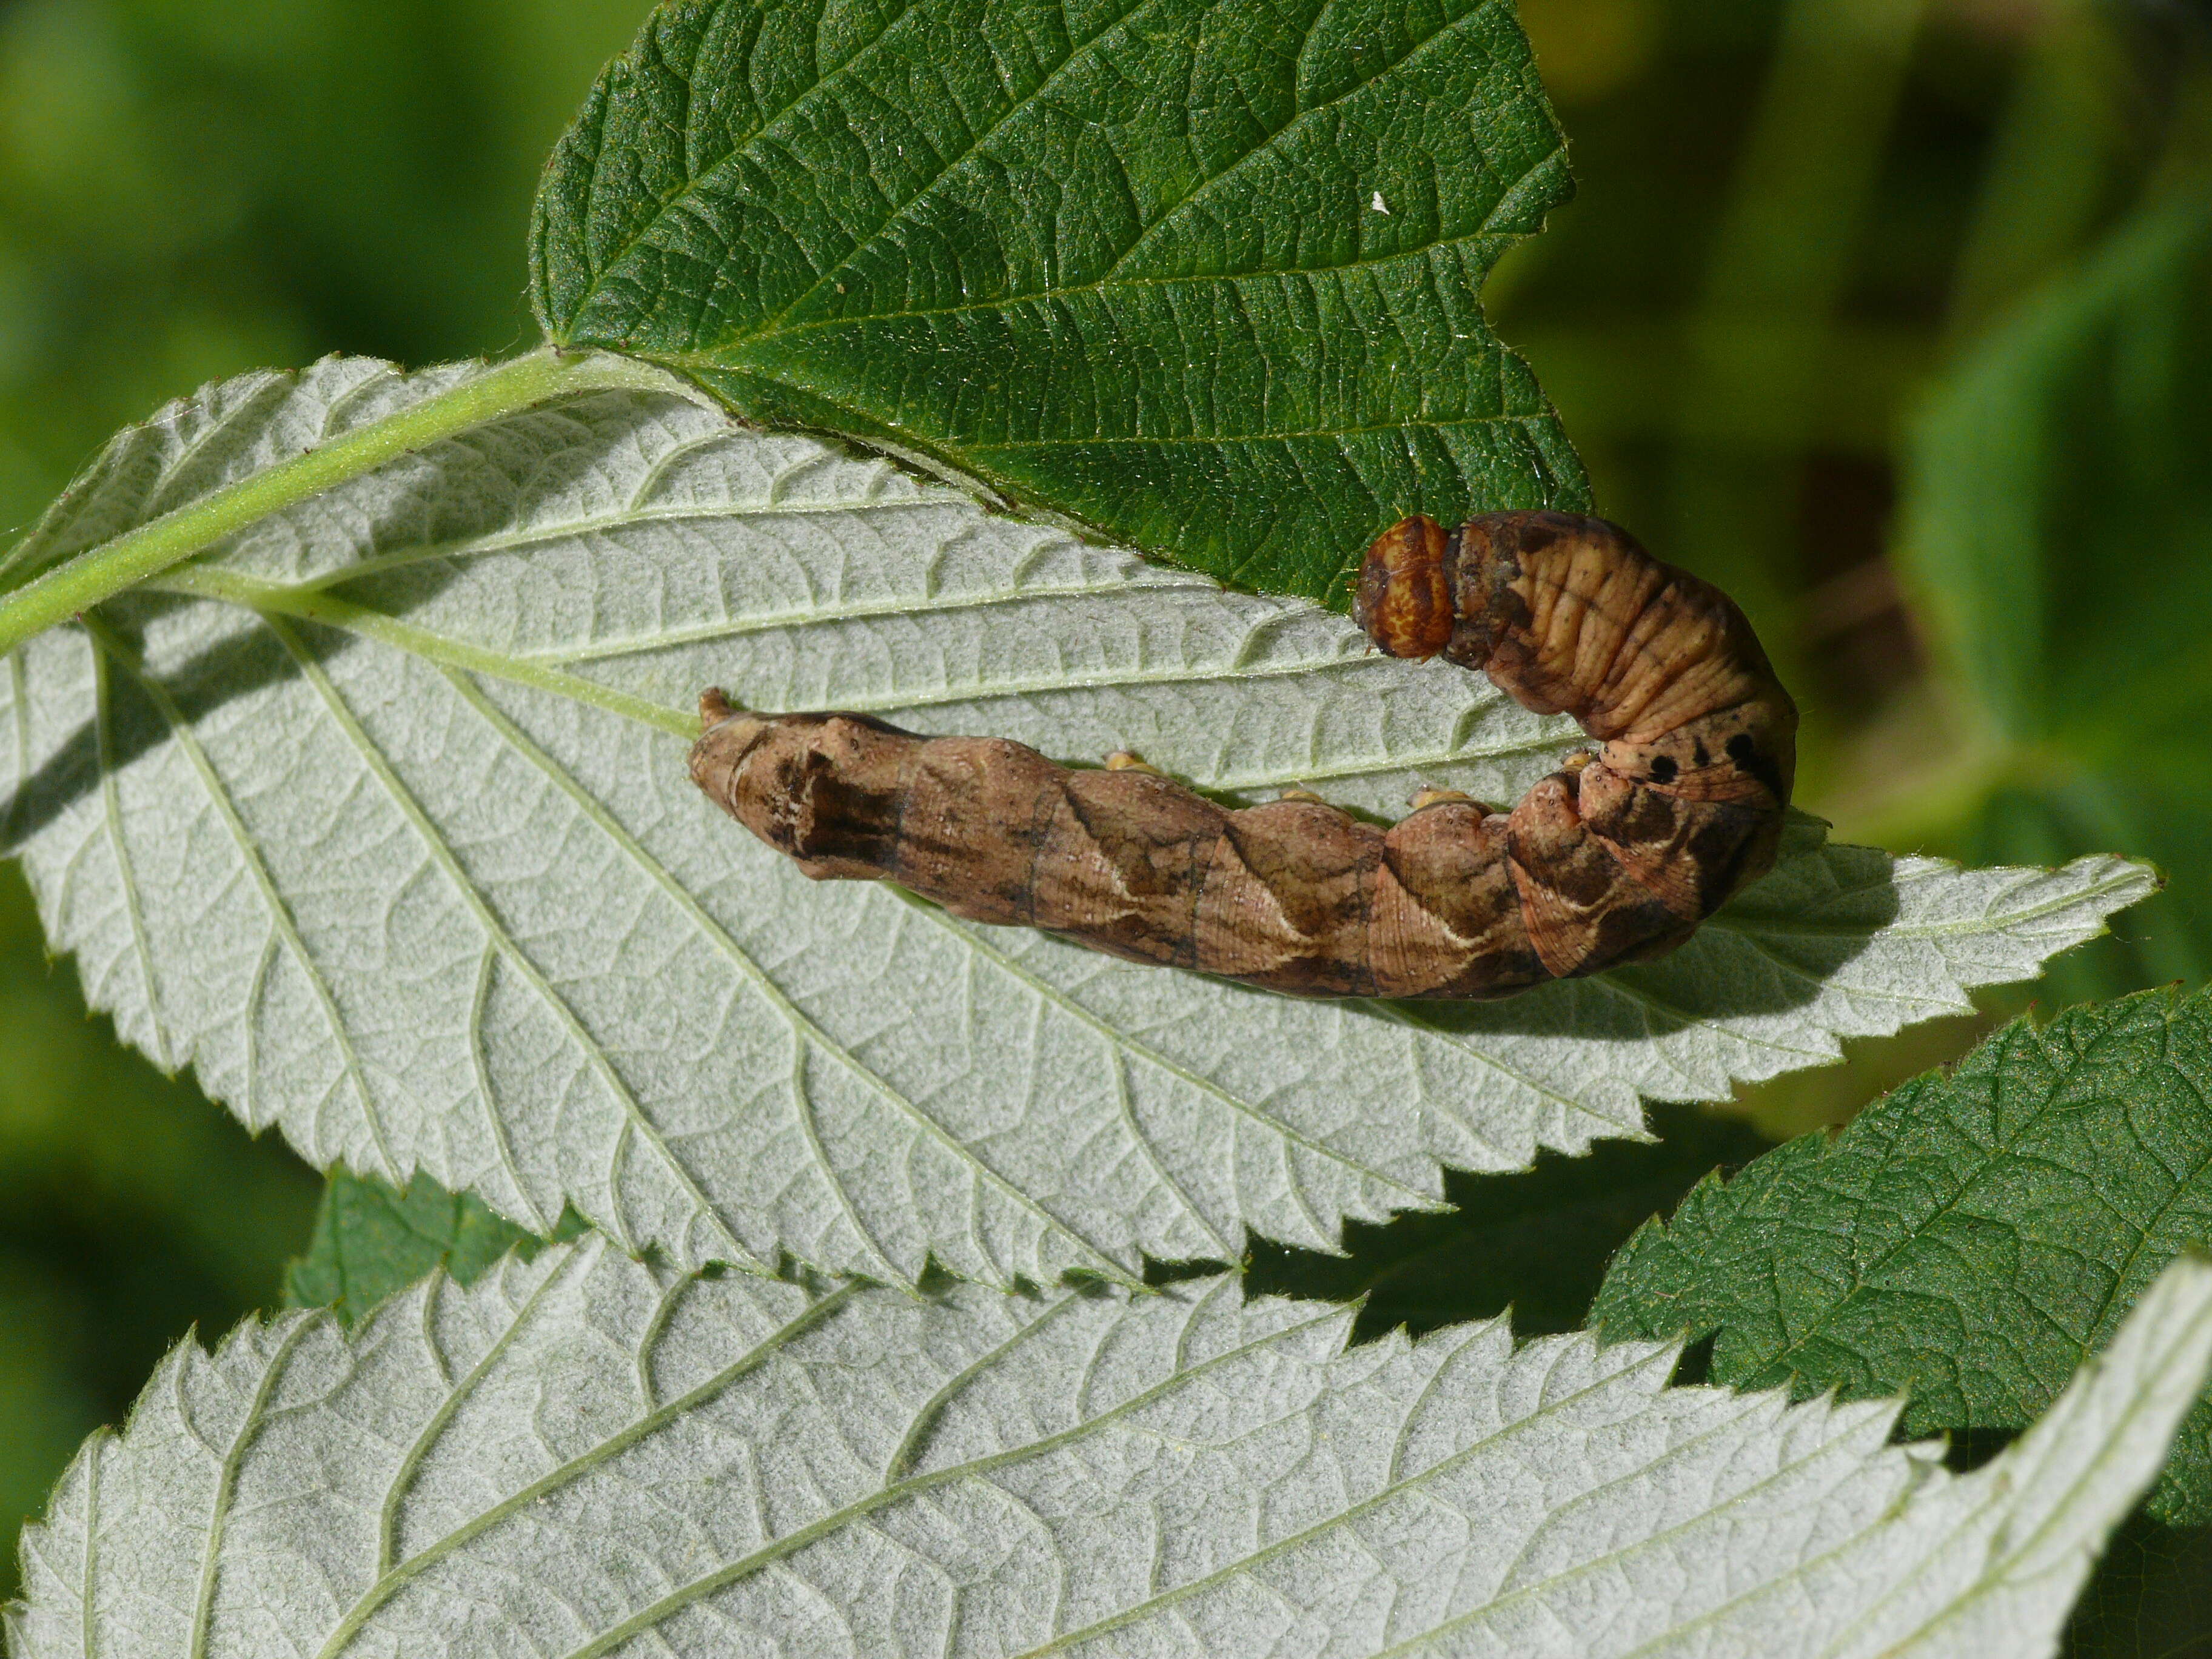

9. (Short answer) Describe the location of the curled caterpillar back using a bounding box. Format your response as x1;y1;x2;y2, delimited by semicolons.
691;512;1797;1000
1356;511;1798;930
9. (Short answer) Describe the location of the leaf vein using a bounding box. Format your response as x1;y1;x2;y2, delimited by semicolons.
262;617;751;1270
89;616;404;1173
432;662;1128;1284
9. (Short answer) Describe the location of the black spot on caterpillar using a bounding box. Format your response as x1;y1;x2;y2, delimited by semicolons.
690;512;1798;999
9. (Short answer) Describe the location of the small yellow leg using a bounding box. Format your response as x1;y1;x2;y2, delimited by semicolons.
1105;750;1163;776
1277;786;1330;805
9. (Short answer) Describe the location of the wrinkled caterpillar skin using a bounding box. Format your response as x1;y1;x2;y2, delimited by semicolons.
689;512;1798;999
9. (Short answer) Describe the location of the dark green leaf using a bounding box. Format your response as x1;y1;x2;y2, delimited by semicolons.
1891;198;2212;1001
532;0;1589;603
1247;1101;1772;1342
2061;1507;2212;1659
1592;983;2212;1525
285;1169;561;1323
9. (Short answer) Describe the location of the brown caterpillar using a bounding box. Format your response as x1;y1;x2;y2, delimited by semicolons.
688;512;1797;999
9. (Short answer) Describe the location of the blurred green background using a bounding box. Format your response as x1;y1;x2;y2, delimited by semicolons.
0;0;2207;1640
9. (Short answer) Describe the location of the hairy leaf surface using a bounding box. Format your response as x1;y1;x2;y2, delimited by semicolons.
0;357;2157;1288
532;0;1590;602
1594;983;2212;1525
13;1243;2212;1658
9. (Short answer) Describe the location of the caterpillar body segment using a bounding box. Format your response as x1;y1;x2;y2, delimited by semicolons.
691;512;1797;999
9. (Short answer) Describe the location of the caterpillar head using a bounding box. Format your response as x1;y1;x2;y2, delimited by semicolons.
1355;515;1455;659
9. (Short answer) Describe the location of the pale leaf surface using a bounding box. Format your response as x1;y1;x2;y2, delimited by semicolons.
0;357;2157;1286
11;1243;2212;1657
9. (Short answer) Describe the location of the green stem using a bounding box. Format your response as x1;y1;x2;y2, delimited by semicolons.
0;347;685;659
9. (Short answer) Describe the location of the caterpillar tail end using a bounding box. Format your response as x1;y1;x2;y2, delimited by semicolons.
699;686;740;728
689;690;770;815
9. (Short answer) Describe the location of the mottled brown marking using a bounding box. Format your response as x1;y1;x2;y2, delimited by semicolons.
688;511;1797;999
1353;515;1454;659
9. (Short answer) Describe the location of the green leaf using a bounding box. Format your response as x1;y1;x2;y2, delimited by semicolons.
1246;1099;1773;1341
531;0;1589;603
16;1241;2212;1657
284;1169;554;1324
1886;196;2212;1000
2062;1510;2212;1659
1592;982;2212;1526
0;357;2154;1293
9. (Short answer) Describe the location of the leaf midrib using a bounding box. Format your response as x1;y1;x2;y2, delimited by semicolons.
1706;854;2151;943
149;564;1597;1250
725;231;1532;354
563;1316;1669;1659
